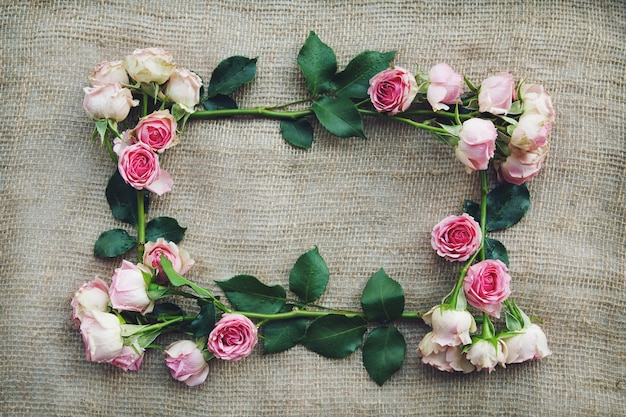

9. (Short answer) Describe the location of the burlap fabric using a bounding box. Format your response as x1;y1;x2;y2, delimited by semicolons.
1;1;624;416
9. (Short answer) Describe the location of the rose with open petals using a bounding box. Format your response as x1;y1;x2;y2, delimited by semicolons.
463;259;511;318
109;260;154;314
422;305;476;347
70;278;110;326
163;67;202;113
416;332;475;373
124;47;175;84
478;73;515;115
455;118;497;172
431;213;482;262
208;313;258;361
520;83;555;122
465;339;507;372
164;340;210;386
497;145;548;185
143;238;195;284
134;110;178;153
83;83;138;121
368;67;418;115
80;310;124;363
88;60;130;86
503;324;552;364
427;63;463;111
117;141;173;195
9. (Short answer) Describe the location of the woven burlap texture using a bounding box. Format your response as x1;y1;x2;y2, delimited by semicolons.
1;1;624;416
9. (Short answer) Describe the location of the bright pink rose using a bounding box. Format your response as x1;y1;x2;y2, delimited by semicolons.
83;83;138;121
117;141;173;195
463;259;511;318
164;340;210;386
108;345;145;372
109;260;154;314
134;110;178;153
88;60;130;86
520;83;555;123
427;63;463;111
465;339;507;373
422;305;476;346
510;113;552;152
368;67;418;115
208;313;258;361
455;118;497;172
503;324;552;364
163;67;202;113
143;238;195;284
497;145;548;185
416;332;475;373
431;213;482;262
124;47;175;84
80;310;124;363
70;278;110;326
478;73;515;115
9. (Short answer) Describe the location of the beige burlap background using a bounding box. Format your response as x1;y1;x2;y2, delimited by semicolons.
1;1;624;416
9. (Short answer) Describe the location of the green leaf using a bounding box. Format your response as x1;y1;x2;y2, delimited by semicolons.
191;302;216;338
485;183;531;231
202;94;238;111
145;216;186;243
151;302;186;321
106;170;150;226
280;118;314;149
311;96;365;139
360;269;405;321
215;275;286;314
462;199;480;222
93;229;137;258
297;31;337;95
160;256;213;298
206;56;257;98
362;326;406;386
332;50;396;99
289;246;330;303
484;237;509;266
262;318;308;354
300;315;366;358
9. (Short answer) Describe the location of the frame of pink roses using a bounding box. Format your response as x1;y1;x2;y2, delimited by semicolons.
73;31;552;386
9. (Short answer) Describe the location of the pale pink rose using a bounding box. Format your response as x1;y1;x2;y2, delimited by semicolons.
455;118;497;172
510;113;552;152
427;63;463;111
465;339;507;372
108;345;145;372
367;66;418;115
88;60;130;86
109;260;154;314
520;83;555;122
497;145;548;185
503;324;552;364
164;340;210;386
208;313;258;361
463;259;511;318
83;83;138;121
117;141;173;195
478;73;515;115
70;278;110;326
133;110;178;153
163;67;202;113
80;310;124;363
431;213;482;262
422;305;476;346
143;238;195;284
124;47;175;84
416;332;475;373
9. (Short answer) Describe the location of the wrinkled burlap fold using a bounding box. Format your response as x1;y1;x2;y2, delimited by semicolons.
1;1;624;416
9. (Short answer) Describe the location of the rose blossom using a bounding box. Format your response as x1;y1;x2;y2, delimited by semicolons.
503;324;552;364
510;113;552;152
463;259;511;318
422;305;476;346
416;332;475;373
164;340;210;386
520;83;555;123
478;73;515;115
124;47;175;84
134;110;178;153
465;339;507;372
83;83;138;121
143;238;195;284
431;213;482;262
88;60;130;86
80;310;124;363
497;145;548;185
109;260;154;314
208;313;258;361
427;63;463;111
117;141;173;195
367;67;418;115
108;345;145;372
163;67;202;113
71;278;110;325
455;118;497;172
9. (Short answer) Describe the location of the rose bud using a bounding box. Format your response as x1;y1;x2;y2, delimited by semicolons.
503;324;552;364
520;83;555;123
422;305;476;347
455;118;497;172
88;60;130;86
367;66;418;115
465;339;507;373
463;259;511;318
496;145;548;185
163;67;203;113
124;47;175;84
208;313;258;361
80;310;124;363
431;213;482;262
427;63;463;111
109;260;154;315
510;113;552;152
108;345;145;372
143;238;195;284
478;73;515;115
83;83;138;122
416;332;475;373
164;340;210;386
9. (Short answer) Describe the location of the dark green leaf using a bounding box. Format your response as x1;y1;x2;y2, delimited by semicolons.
145;217;186;243
93;228;137;258
215;275;286;314
191;302;216;338
300;315;366;358
332;50;396;99
485;183;531;231
311;96;365;139
484;237;509;266
106;170;149;226
202;94;238;110
206;56;257;98
289;246;330;303
280;118;314;149
462;199;480;222
151;302;186;321
362;326;406;386
297;31;337;95
262;318;308;354
360;269;405;321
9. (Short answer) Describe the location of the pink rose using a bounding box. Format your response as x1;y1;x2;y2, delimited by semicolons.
123;47;175;84
497;145;548;185
164;340;210;386
520;83;555;123
163;67;202;113
143;238;195;284
88;60;130;86
503;324;552;364
455;118;497;172
465;339;507;372
416;332;475;373
427;63;463;111
463;259;511;318
80;310;124;363
83;83;138;121
134;110;178;153
208;313;258;361
70;278;110;325
478;73;515;115
117;141;173;195
367;67;418;115
431;213;482;262
109;260;154;314
108;345;145;372
510;113;552;152
422;305;476;346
